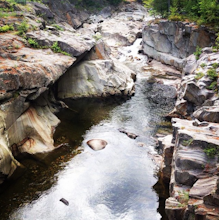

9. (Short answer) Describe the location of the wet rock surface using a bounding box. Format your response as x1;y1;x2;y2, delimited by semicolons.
87;139;108;151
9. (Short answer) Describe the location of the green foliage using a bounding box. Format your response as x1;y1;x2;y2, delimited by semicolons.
17;20;29;36
0;24;14;32
207;81;217;90
195;72;204;80
207;68;218;80
200;63;206;68
194;46;202;60
52;24;64;31
214;33;219;51
0;11;17;18
51;41;71;56
204;144;219;158
146;0;219;27
182;139;193;146
28;38;39;48
212;63;219;69
93;33;102;41
177;190;189;206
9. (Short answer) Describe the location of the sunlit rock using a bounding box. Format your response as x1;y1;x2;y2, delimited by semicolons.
87;139;107;151
58;60;135;99
7;106;60;155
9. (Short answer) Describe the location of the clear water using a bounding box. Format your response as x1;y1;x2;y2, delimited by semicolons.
6;74;173;220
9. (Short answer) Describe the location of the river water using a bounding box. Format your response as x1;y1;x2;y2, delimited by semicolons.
0;38;174;219
1;72;173;220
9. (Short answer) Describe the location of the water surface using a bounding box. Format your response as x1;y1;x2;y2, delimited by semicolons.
3;74;173;220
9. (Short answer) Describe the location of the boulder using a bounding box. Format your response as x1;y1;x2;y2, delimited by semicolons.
158;135;174;183
26;28;95;57
87;139;107;151
142;20;216;70
0;34;75;128
57;60;136;99
7;106;60;155
118;128;138;139
193;106;219;123
165;197;186;220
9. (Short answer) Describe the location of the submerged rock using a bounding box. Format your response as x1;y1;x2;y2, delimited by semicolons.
59;198;69;206
118;128;138;139
87;139;108;151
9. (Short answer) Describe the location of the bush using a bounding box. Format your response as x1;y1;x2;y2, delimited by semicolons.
51;42;71;56
200;63;206;68
52;24;64;31
195;72;204;80
0;24;14;32
207;68;218;80
194;46;202;60
17;20;29;36
212;63;219;69
207;81;217;90
28;38;39;48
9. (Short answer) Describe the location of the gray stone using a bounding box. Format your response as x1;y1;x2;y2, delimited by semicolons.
57;60;135;99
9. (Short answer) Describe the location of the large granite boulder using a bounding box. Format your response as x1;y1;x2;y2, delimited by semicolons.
142;20;216;70
0;34;75;128
26;28;95;57
8;105;60;155
57;60;136;99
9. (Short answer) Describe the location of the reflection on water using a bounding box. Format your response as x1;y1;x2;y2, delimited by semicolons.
2;75;173;220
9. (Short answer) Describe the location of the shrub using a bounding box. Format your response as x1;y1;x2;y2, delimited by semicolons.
207;81;217;90
212;63;219;69
17;20;29;36
194;46;202;60
52;24;64;31
51;42;71;56
207;68;218;80
204;144;219;158
0;24;14;32
195;72;205;80
28;38;39;48
200;63;206;68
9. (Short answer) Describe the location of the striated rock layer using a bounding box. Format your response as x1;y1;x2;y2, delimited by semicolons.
158;47;219;219
142;20;216;70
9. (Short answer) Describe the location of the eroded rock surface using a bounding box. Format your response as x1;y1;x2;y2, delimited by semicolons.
58;60;136;99
142;20;216;69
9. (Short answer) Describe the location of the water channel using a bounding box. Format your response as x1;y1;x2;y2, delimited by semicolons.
0;41;174;220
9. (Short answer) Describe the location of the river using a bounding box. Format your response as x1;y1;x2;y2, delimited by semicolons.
0;40;174;220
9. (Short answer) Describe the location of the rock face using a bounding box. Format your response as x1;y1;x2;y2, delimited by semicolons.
57;60;136;99
142;20;216;69
8;105;60;155
161;48;219;219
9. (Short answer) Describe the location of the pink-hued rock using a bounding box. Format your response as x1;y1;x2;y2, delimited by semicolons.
87;139;108;151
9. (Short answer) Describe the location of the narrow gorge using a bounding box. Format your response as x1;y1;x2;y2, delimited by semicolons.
0;0;219;219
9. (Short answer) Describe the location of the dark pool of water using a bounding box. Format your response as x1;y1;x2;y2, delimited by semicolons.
0;75;173;220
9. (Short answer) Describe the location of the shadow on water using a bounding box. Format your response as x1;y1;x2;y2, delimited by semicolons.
0;77;174;220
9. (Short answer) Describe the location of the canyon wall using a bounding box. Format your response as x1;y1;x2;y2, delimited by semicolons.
142;20;216;70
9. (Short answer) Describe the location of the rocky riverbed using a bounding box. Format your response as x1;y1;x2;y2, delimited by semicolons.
1;0;219;219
